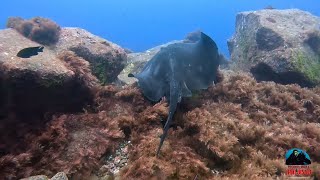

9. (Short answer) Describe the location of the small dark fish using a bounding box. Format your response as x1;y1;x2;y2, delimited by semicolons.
17;46;44;58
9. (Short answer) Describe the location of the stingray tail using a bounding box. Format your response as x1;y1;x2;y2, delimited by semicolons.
156;80;181;156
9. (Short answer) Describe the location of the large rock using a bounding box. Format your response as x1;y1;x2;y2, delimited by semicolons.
50;172;68;180
55;28;127;84
228;9;320;87
21;172;68;180
117;40;182;85
0;29;94;116
20;175;49;180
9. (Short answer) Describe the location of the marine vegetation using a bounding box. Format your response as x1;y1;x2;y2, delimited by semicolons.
69;46;126;84
129;32;221;155
7;16;61;45
292;51;320;85
1;69;319;179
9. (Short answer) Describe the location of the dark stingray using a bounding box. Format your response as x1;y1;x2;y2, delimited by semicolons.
17;46;44;58
129;32;220;156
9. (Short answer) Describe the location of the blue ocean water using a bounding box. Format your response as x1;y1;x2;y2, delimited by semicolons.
1;0;319;57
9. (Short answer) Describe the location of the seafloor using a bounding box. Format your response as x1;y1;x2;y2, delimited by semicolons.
0;69;319;179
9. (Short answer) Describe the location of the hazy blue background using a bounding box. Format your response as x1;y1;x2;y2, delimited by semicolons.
1;0;320;56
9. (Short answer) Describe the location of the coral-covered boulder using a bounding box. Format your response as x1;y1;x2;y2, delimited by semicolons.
117;40;183;85
228;9;320;87
0;29;95;116
54;28;127;84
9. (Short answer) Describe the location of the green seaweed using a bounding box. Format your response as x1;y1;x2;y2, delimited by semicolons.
292;51;320;83
41;74;65;88
238;33;250;61
90;58;108;85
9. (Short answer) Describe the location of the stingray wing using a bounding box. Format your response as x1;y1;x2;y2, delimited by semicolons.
134;51;171;101
182;32;220;91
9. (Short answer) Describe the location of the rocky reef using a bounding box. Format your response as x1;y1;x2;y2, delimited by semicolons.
55;28;127;84
0;29;94;117
0;11;320;180
228;9;320;87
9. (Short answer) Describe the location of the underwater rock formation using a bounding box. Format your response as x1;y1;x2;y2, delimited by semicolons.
7;16;127;85
0;29;96;117
54;28;127;84
21;172;68;180
0;86;126;179
7;17;61;46
228;9;320;87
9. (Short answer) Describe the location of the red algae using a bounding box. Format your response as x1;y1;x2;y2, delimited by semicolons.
0;71;320;179
7;16;61;45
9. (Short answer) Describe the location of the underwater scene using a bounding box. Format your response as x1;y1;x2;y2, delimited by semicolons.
0;0;320;179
